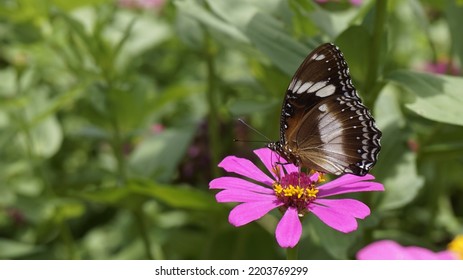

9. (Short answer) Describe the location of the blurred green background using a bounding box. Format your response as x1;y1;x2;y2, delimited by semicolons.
1;0;462;259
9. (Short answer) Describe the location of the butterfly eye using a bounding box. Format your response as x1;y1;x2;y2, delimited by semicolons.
267;43;381;176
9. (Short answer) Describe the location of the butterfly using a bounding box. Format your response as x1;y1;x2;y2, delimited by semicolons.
267;43;381;176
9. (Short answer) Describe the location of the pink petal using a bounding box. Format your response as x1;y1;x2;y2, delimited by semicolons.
319;181;384;197
275;207;302;248
357;240;406;260
253;148;298;178
356;240;456;260
314;199;370;219
216;189;275;203
253;148;281;180
406;247;447;260
320;174;375;189
209;176;273;194
435;251;457;260
282;161;298;174
310;172;320;182
308;204;358;233
218;155;273;185
228;200;283;227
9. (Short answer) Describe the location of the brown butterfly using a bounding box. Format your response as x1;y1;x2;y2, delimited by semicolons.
267;43;381;176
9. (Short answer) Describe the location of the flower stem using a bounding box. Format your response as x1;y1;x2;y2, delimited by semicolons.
14;68;79;259
364;0;388;109
204;32;221;178
133;208;154;260
286;245;299;260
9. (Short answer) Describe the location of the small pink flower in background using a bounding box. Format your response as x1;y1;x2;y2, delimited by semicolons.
209;148;384;248
356;239;461;260
422;59;460;76
118;0;165;10
151;123;165;134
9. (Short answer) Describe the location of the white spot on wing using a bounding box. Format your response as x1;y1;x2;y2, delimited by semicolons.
288;79;296;89
297;82;313;94
294;80;302;91
314;54;326;61
307;81;327;93
318;111;343;146
318;104;327;112
315;84;336;97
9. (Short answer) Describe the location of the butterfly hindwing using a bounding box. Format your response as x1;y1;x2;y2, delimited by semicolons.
268;43;381;176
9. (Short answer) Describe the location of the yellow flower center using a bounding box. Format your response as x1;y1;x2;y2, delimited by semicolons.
272;171;320;214
448;235;463;260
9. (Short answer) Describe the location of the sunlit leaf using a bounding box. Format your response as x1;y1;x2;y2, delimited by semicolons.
0;238;39;259
244;12;308;76
388;70;463;126
174;0;249;43
373;85;424;210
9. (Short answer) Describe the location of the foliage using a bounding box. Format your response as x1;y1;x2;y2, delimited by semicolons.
0;0;462;259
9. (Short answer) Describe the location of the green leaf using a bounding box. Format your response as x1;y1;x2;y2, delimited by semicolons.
109;10;171;67
387;70;463;126
78;181;218;211
20;89;63;158
244;12;308;76
131;182;218;210
379;152;424;210
51;0;112;11
307;215;360;259
335;25;372;88
50;199;86;223
228;99;278;116
0;238;39;259
289;0;319;38
446;0;463;69
128;127;196;182
174;0;249;43
77;187;147;209
373;85;424;210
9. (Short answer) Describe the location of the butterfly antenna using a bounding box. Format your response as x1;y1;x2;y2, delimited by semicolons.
235;118;272;142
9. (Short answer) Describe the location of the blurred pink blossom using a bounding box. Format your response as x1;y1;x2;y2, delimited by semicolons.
357;240;458;260
118;0;165;10
151;123;165;134
423;60;460;75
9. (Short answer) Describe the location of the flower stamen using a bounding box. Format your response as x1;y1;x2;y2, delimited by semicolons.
273;172;319;214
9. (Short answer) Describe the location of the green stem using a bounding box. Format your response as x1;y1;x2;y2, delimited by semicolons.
14;68;78;259
286;244;299;260
109;114;127;186
60;221;78;259
133;208;154;260
364;0;388;109
204;33;221;178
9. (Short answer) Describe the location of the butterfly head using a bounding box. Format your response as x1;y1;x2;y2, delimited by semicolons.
266;141;301;167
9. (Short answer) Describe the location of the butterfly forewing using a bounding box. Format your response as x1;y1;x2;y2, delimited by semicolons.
268;43;381;176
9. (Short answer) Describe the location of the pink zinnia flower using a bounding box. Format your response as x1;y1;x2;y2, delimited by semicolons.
356;240;458;260
209;148;384;248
